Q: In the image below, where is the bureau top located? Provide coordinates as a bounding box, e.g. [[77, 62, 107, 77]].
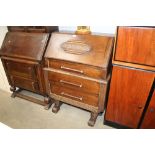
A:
[[45, 32, 114, 68], [0, 32, 49, 61]]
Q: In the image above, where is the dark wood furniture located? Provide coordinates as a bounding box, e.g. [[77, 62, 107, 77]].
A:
[[0, 27, 58, 109], [7, 26, 58, 33], [44, 32, 114, 126], [105, 26, 155, 128]]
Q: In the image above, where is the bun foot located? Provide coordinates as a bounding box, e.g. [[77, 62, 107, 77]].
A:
[[52, 100, 62, 113], [88, 112, 98, 127]]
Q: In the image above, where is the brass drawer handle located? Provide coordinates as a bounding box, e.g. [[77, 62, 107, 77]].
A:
[[61, 92, 83, 101], [60, 66, 84, 74], [60, 80, 82, 88]]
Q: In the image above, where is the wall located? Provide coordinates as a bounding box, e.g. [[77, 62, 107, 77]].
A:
[[0, 26, 116, 92], [0, 26, 10, 92], [59, 26, 116, 34]]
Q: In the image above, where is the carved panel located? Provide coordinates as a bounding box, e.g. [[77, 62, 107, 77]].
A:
[[61, 39, 92, 55]]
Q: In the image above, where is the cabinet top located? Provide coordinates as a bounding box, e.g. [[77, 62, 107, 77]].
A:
[[45, 32, 114, 68], [0, 32, 49, 61], [113, 26, 155, 69]]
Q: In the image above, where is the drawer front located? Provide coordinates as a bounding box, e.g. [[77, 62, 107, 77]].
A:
[[5, 60, 36, 80], [10, 76, 39, 92], [49, 84, 99, 107], [48, 71, 100, 95], [46, 59, 106, 79]]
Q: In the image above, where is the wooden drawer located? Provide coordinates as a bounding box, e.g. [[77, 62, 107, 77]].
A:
[[47, 70, 100, 95], [5, 60, 37, 80], [49, 84, 99, 107], [46, 59, 106, 79], [10, 76, 39, 92]]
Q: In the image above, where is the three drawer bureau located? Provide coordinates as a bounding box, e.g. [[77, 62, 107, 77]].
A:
[[44, 32, 114, 126]]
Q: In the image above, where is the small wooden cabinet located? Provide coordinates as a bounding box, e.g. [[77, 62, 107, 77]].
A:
[[105, 26, 155, 128], [105, 66, 155, 128], [0, 27, 58, 108], [44, 32, 114, 126]]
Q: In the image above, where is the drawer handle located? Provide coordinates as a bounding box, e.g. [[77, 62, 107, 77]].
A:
[[60, 66, 84, 74], [60, 80, 82, 88], [61, 92, 83, 101]]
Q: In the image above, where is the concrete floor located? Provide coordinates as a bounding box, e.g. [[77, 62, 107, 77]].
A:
[[0, 89, 112, 129]]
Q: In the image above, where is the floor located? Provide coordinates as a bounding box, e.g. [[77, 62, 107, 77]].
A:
[[0, 89, 112, 129]]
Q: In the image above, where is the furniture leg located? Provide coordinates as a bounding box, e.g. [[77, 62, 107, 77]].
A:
[[10, 86, 16, 98], [44, 96, 53, 110], [52, 100, 62, 113], [88, 112, 98, 127]]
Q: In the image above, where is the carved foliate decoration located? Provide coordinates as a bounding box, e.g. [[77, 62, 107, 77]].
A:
[[61, 39, 92, 55]]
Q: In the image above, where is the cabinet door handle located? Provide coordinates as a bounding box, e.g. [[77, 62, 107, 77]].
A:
[[60, 80, 82, 88], [138, 106, 143, 109], [61, 92, 83, 101], [60, 66, 84, 74]]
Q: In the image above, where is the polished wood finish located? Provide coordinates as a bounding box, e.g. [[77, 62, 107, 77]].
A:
[[105, 26, 155, 128], [47, 70, 100, 94], [114, 27, 155, 67], [44, 32, 114, 126], [50, 84, 99, 107], [45, 59, 109, 79], [141, 89, 155, 128], [45, 32, 113, 68], [8, 26, 58, 33], [112, 61, 155, 72], [0, 30, 56, 107], [10, 76, 39, 93], [105, 66, 155, 128], [5, 60, 37, 80], [0, 32, 49, 61]]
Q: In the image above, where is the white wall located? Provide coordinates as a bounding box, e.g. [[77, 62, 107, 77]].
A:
[[0, 26, 116, 92], [59, 26, 116, 34], [0, 26, 10, 92]]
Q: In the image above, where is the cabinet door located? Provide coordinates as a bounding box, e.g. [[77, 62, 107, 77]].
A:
[[115, 27, 155, 66], [141, 89, 155, 128], [105, 66, 155, 128]]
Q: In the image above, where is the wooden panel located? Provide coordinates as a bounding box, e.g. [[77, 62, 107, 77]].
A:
[[115, 27, 155, 66], [7, 26, 58, 33], [49, 84, 99, 107], [4, 60, 37, 80], [141, 90, 155, 128], [45, 32, 114, 68], [105, 66, 155, 128], [46, 59, 107, 79], [47, 70, 100, 95], [10, 76, 39, 92], [0, 32, 49, 61]]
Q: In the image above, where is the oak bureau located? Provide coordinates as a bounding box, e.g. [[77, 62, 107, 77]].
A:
[[44, 32, 114, 126], [0, 26, 58, 109]]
